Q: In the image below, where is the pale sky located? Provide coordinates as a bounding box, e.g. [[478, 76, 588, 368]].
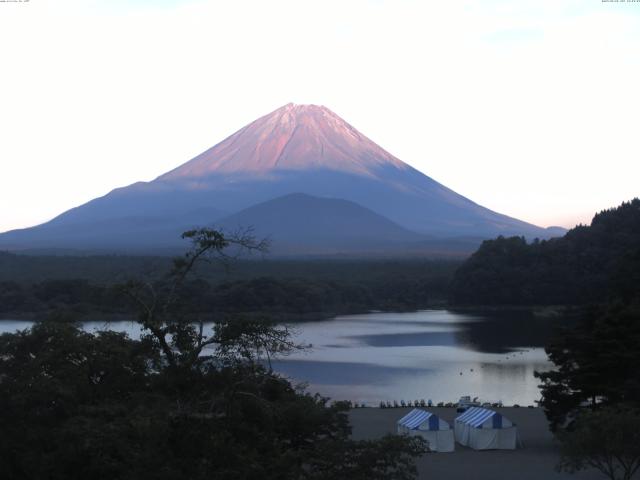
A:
[[1, 0, 639, 233]]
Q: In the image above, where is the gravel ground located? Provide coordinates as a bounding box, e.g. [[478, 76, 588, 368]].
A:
[[349, 407, 605, 480]]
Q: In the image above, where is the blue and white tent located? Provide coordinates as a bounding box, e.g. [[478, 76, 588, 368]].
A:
[[454, 407, 518, 450], [397, 409, 454, 452]]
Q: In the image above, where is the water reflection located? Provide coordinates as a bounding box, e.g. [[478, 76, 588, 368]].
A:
[[0, 309, 557, 405], [452, 309, 558, 353], [279, 310, 556, 405], [271, 360, 431, 386], [349, 331, 458, 347]]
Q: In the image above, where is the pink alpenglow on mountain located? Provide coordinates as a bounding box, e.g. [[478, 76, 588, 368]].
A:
[[0, 103, 565, 253], [160, 103, 409, 180]]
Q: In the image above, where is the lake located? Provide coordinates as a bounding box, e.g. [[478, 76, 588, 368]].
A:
[[0, 309, 555, 406]]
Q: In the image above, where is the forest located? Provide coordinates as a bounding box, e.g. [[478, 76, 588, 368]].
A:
[[0, 255, 457, 321], [2, 202, 640, 479], [0, 230, 427, 479], [3, 199, 639, 321], [448, 200, 640, 479], [450, 199, 640, 306]]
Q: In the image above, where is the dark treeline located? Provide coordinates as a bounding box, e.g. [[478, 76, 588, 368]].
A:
[[0, 252, 459, 284], [529, 208, 640, 478], [442, 199, 640, 477], [0, 229, 427, 480], [447, 200, 640, 478], [0, 260, 458, 320], [450, 199, 640, 305]]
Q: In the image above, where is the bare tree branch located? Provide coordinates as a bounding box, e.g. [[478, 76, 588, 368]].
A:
[[121, 227, 271, 370]]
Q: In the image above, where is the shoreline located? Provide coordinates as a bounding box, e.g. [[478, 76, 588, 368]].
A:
[[0, 303, 573, 323], [349, 407, 601, 480]]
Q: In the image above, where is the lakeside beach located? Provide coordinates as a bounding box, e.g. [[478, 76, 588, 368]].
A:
[[349, 407, 603, 480]]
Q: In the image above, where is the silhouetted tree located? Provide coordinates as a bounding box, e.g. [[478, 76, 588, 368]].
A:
[[451, 198, 640, 306], [122, 227, 269, 369], [0, 229, 427, 479], [557, 407, 640, 480], [535, 301, 640, 431]]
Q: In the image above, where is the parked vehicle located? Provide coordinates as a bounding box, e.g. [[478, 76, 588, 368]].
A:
[[457, 396, 481, 412]]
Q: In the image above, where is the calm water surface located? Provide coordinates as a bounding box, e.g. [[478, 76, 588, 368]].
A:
[[0, 310, 555, 406]]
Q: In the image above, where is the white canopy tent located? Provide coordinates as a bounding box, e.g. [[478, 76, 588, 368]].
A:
[[454, 407, 518, 450], [397, 409, 455, 452]]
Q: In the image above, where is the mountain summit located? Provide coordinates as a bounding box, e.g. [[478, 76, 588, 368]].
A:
[[0, 103, 563, 254], [159, 103, 408, 180]]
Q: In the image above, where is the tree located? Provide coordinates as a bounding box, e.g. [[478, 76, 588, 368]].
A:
[[535, 301, 640, 431], [0, 321, 156, 479], [0, 228, 427, 479], [450, 198, 640, 306], [557, 407, 640, 480], [122, 227, 269, 369]]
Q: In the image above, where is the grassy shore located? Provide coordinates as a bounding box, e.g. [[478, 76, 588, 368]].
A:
[[349, 407, 602, 480]]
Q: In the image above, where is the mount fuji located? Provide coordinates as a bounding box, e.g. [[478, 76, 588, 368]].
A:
[[0, 103, 563, 255]]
